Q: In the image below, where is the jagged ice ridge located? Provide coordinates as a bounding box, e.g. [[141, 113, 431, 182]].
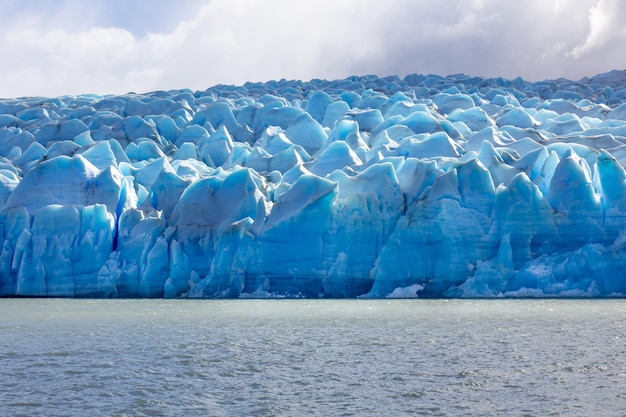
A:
[[2, 71, 626, 298]]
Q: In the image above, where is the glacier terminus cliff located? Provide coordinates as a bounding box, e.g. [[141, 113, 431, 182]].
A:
[[2, 72, 626, 298]]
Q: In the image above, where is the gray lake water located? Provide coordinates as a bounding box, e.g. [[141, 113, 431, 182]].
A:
[[1, 299, 625, 416]]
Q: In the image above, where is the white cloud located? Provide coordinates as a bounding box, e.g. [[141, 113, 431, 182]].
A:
[[569, 0, 625, 58], [1, 0, 626, 98]]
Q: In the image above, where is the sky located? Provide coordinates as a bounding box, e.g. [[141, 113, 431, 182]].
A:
[[0, 0, 625, 98]]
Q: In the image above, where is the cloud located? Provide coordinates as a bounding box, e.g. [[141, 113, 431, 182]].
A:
[[1, 0, 626, 98], [569, 0, 626, 58]]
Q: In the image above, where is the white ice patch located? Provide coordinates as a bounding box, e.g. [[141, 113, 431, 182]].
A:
[[386, 284, 424, 299]]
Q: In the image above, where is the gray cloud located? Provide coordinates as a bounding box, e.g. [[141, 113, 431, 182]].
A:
[[1, 0, 625, 97]]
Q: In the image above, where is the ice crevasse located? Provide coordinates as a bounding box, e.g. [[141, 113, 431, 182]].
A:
[[2, 71, 626, 298]]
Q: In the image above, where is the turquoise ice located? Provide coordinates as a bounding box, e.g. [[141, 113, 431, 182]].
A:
[[2, 71, 626, 298]]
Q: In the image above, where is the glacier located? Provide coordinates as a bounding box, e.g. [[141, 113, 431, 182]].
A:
[[2, 71, 626, 298]]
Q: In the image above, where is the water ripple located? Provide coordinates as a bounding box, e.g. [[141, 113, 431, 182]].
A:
[[0, 299, 625, 416]]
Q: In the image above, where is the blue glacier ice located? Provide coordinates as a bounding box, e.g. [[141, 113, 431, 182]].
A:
[[3, 70, 626, 298]]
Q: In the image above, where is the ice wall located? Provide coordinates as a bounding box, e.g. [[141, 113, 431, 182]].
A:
[[2, 71, 626, 298]]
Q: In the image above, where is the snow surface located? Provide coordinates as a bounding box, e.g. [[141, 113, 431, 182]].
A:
[[2, 71, 626, 298]]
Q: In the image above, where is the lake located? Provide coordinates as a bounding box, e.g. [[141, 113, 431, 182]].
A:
[[1, 299, 625, 416]]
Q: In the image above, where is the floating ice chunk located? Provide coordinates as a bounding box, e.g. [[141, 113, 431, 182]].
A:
[[385, 284, 424, 298]]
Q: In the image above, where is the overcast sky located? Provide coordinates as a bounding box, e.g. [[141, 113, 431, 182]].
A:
[[1, 0, 625, 98]]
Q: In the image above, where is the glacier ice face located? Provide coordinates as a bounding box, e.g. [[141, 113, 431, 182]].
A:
[[2, 71, 626, 298]]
